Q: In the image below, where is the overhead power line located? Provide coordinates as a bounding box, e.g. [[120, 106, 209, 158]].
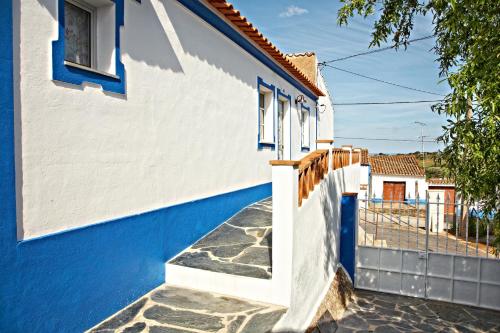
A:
[[321, 64, 444, 96], [335, 136, 437, 143], [319, 35, 434, 64], [333, 99, 443, 106]]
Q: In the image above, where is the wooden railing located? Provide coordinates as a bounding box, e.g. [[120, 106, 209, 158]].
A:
[[352, 150, 360, 164], [298, 150, 329, 206], [271, 148, 357, 207], [332, 148, 351, 170]]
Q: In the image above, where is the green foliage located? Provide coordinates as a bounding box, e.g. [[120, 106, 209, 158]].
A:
[[425, 166, 444, 178], [338, 0, 500, 251]]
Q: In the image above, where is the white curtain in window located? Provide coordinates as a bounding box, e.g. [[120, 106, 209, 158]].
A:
[[65, 2, 91, 67]]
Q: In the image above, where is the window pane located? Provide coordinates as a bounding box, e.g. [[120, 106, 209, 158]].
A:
[[65, 2, 91, 67], [259, 93, 265, 109]]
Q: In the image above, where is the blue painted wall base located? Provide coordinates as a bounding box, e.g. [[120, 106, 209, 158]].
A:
[[0, 1, 278, 332], [339, 193, 358, 283], [0, 182, 271, 333], [0, 3, 273, 332]]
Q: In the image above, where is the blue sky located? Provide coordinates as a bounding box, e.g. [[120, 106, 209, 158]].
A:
[[230, 0, 452, 153]]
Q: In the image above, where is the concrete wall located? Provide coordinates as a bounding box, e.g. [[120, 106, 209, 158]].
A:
[[15, 0, 325, 239], [371, 174, 427, 200], [274, 163, 360, 331]]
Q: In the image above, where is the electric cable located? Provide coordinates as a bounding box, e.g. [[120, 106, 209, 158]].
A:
[[321, 64, 444, 96], [319, 35, 434, 64]]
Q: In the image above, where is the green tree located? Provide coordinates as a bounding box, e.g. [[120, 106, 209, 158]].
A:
[[337, 0, 500, 252]]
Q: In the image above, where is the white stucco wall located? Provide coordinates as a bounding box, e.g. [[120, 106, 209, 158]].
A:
[[359, 165, 370, 199], [274, 163, 360, 331], [371, 174, 427, 199], [14, 0, 326, 239], [316, 71, 334, 141]]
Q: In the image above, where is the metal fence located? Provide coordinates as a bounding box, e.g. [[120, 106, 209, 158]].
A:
[[358, 193, 498, 259], [356, 193, 500, 310]]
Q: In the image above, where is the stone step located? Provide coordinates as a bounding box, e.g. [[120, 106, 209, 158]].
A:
[[87, 284, 286, 333], [165, 262, 276, 305], [167, 197, 272, 279], [165, 197, 279, 305]]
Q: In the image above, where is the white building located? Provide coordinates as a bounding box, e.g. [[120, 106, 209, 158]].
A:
[[14, 0, 333, 240], [356, 148, 370, 198], [369, 155, 427, 201], [1, 1, 361, 332]]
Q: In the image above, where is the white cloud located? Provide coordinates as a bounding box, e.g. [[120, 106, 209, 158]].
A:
[[279, 5, 309, 18]]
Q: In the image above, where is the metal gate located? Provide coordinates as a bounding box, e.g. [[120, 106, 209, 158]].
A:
[[355, 193, 500, 311]]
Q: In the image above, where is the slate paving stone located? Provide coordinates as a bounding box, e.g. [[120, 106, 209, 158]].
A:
[[316, 311, 338, 333], [374, 325, 399, 333], [149, 326, 194, 333], [150, 286, 260, 313], [487, 324, 500, 332], [144, 305, 224, 332], [335, 289, 500, 333], [169, 197, 272, 279], [337, 314, 369, 330], [239, 310, 287, 333], [233, 247, 271, 267], [453, 324, 478, 333], [202, 243, 253, 258], [413, 322, 440, 331], [121, 322, 146, 333], [246, 228, 266, 238], [259, 230, 272, 247], [89, 298, 146, 332], [227, 208, 272, 228], [190, 224, 256, 249], [227, 315, 246, 333], [427, 302, 475, 323], [88, 285, 286, 333], [169, 252, 270, 279], [466, 307, 500, 326]]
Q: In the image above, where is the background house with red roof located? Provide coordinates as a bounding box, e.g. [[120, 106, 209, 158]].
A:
[[369, 154, 427, 201]]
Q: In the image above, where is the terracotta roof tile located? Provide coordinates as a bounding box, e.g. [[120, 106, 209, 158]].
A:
[[427, 178, 455, 185], [361, 149, 369, 165], [368, 155, 425, 177], [205, 0, 325, 97]]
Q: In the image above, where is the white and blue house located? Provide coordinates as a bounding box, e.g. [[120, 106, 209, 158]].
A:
[[0, 0, 353, 332]]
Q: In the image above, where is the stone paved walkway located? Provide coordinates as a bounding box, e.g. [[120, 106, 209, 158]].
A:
[[333, 290, 500, 333], [169, 198, 272, 279], [87, 285, 286, 333]]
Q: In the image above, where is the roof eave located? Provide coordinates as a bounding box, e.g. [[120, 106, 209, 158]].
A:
[[372, 173, 426, 178], [205, 0, 325, 97]]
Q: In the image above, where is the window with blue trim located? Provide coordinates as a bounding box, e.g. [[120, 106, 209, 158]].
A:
[[301, 104, 311, 150], [52, 0, 126, 94], [257, 77, 275, 149]]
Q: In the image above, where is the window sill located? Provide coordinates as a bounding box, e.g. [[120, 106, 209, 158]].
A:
[[258, 141, 275, 151], [64, 61, 120, 80]]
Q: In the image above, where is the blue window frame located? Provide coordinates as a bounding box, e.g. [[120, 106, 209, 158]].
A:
[[52, 0, 126, 94], [257, 77, 275, 150], [301, 104, 311, 152]]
